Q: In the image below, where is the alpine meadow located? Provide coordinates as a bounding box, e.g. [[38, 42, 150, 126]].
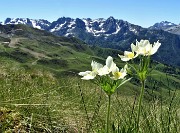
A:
[[0, 16, 180, 133]]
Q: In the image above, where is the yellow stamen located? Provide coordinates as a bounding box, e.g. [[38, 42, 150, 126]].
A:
[[127, 52, 134, 58], [114, 72, 122, 79]]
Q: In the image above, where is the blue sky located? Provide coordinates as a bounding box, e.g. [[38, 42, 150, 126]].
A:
[[0, 0, 179, 28]]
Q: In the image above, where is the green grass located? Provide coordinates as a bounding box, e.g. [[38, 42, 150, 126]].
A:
[[0, 24, 180, 132], [0, 59, 179, 132]]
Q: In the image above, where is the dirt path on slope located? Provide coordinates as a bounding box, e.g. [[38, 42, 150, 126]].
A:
[[8, 38, 21, 48], [8, 38, 51, 65], [20, 47, 51, 59]]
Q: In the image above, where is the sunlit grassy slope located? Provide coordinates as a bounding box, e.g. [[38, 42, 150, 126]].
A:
[[0, 24, 179, 132]]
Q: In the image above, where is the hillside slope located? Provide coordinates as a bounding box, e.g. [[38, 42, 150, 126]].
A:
[[0, 24, 180, 132], [0, 24, 123, 75], [0, 24, 179, 89]]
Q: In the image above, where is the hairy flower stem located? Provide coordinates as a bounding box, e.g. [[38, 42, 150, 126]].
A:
[[106, 95, 111, 133], [137, 80, 145, 132]]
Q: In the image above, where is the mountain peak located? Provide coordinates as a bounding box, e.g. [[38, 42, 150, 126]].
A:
[[160, 21, 176, 26], [3, 18, 51, 30], [108, 16, 115, 20], [56, 17, 73, 22], [149, 21, 177, 30]]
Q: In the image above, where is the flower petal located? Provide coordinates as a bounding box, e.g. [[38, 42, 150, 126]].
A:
[[91, 61, 103, 71], [131, 43, 138, 52], [118, 54, 131, 61], [151, 41, 161, 55], [106, 56, 116, 72], [81, 74, 95, 80], [98, 66, 109, 76], [78, 71, 91, 76], [106, 56, 113, 68]]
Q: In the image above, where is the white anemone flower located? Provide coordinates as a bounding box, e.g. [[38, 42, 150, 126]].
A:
[[118, 43, 138, 61], [111, 64, 127, 80], [78, 61, 103, 80], [131, 40, 161, 56], [118, 51, 137, 61], [98, 56, 116, 76]]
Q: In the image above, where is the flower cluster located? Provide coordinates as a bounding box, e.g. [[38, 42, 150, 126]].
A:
[[79, 56, 127, 81], [118, 39, 161, 61], [118, 39, 161, 81], [78, 39, 161, 133]]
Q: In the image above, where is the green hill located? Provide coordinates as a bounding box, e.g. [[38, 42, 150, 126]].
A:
[[0, 24, 179, 132]]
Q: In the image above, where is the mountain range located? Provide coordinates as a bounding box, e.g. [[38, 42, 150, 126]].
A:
[[1, 17, 180, 35], [1, 17, 180, 66]]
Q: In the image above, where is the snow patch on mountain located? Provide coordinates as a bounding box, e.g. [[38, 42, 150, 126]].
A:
[[68, 21, 76, 28], [82, 18, 107, 36], [50, 22, 66, 32], [165, 24, 180, 35], [129, 27, 137, 34], [5, 18, 28, 25], [161, 21, 175, 26], [112, 23, 121, 34], [82, 17, 125, 37], [4, 18, 51, 30], [31, 20, 41, 29]]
